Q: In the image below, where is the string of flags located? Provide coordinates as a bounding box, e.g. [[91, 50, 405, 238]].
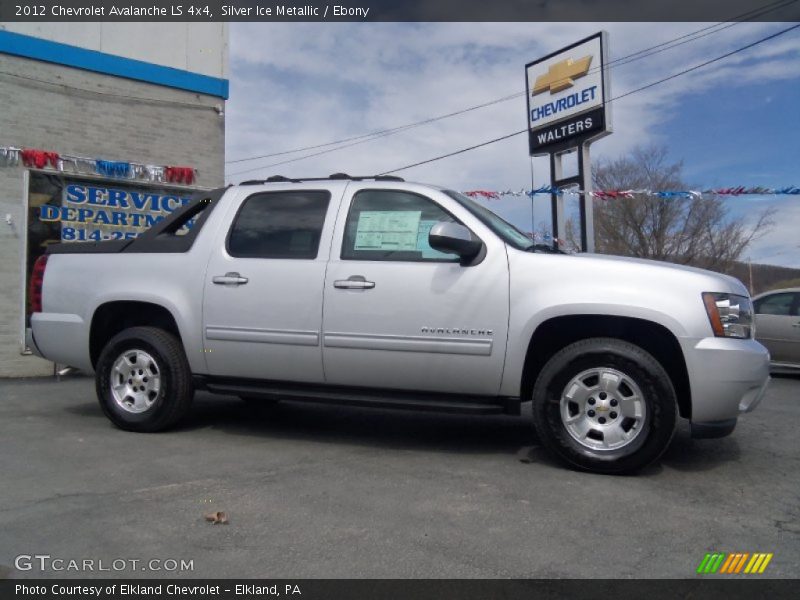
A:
[[5, 142, 794, 198], [463, 186, 800, 199], [0, 145, 197, 185]]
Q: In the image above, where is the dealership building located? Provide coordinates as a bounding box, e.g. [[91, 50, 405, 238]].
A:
[[0, 23, 229, 376]]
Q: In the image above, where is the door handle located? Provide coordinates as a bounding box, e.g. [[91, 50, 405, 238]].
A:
[[212, 272, 249, 286], [334, 275, 375, 290]]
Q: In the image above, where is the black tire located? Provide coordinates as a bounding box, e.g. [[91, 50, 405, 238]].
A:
[[532, 338, 677, 474], [95, 326, 194, 432]]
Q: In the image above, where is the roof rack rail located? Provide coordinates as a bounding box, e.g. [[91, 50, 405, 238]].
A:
[[237, 174, 405, 185], [330, 174, 405, 182]]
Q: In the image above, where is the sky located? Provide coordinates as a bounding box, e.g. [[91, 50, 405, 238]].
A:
[[223, 22, 800, 268]]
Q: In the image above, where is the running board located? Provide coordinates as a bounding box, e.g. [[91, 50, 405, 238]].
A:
[[197, 377, 517, 415]]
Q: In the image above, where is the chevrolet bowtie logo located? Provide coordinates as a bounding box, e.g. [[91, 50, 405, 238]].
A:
[[533, 55, 593, 96]]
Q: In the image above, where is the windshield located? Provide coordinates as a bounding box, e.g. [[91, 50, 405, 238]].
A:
[[443, 190, 534, 250]]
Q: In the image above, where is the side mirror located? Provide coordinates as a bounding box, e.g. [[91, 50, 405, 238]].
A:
[[429, 222, 483, 263]]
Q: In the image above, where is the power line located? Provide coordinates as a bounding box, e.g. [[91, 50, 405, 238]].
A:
[[224, 15, 747, 167], [610, 22, 800, 103], [226, 92, 520, 174], [225, 17, 745, 176], [377, 23, 800, 176], [226, 91, 520, 170], [601, 0, 796, 70], [225, 19, 772, 175], [226, 0, 797, 171]]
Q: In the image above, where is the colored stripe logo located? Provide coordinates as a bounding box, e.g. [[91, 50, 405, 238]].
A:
[[697, 552, 773, 574]]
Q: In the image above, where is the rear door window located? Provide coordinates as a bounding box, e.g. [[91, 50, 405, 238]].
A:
[[227, 191, 330, 259]]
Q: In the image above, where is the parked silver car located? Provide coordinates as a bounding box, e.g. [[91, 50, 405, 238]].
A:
[[753, 288, 800, 371]]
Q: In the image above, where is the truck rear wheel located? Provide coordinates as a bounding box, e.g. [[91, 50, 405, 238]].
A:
[[531, 338, 677, 474], [95, 326, 194, 432]]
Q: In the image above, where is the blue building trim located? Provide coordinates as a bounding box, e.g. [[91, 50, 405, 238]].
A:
[[0, 30, 229, 99]]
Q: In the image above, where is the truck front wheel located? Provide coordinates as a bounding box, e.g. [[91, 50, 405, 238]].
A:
[[95, 326, 194, 432], [532, 338, 677, 474]]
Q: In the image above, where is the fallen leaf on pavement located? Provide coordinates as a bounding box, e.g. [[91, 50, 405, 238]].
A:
[[204, 511, 229, 525]]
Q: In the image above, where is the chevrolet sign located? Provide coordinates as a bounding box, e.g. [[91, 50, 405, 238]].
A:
[[525, 32, 611, 154]]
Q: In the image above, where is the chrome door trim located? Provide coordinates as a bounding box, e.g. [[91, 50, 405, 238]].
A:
[[323, 332, 492, 356], [206, 326, 320, 346]]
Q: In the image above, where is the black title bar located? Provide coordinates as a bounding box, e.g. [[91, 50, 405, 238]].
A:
[[2, 0, 800, 22], [3, 579, 799, 600]]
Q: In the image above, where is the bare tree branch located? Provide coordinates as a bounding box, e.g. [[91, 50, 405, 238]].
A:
[[591, 144, 774, 272]]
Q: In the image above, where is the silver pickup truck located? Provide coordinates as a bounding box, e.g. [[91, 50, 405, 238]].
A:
[[27, 175, 770, 473]]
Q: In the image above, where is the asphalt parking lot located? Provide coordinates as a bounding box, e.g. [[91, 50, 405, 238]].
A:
[[1, 375, 798, 579]]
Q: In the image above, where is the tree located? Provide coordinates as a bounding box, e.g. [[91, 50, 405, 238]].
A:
[[589, 145, 774, 272]]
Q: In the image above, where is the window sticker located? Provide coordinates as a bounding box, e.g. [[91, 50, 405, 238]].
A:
[[417, 219, 453, 259], [354, 210, 422, 251]]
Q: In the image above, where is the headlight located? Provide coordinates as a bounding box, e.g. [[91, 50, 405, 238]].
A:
[[702, 292, 754, 339]]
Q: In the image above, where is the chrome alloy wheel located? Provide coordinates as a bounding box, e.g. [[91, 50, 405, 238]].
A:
[[110, 349, 161, 414], [559, 367, 647, 452]]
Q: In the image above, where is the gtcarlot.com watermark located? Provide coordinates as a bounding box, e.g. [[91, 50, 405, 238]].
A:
[[14, 554, 194, 573]]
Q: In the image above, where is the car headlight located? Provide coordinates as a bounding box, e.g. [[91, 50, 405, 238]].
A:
[[702, 292, 754, 339]]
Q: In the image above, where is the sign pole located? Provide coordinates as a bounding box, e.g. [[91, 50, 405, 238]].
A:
[[548, 146, 592, 252], [578, 142, 594, 253], [549, 151, 566, 251]]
